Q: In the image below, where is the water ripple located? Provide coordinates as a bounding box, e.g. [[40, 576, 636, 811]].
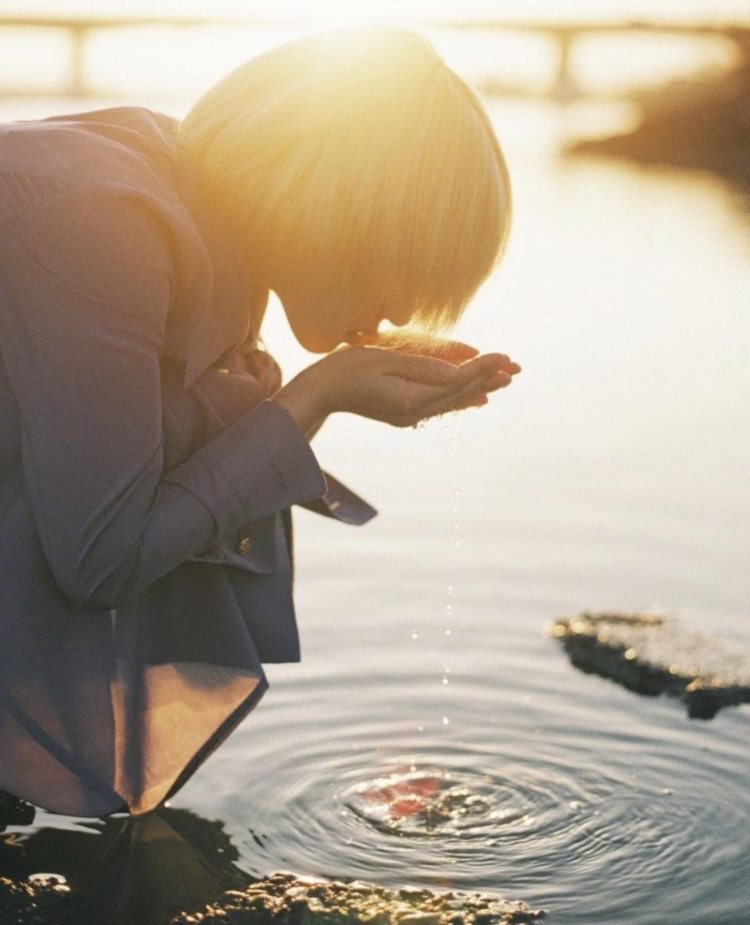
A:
[[181, 667, 750, 925]]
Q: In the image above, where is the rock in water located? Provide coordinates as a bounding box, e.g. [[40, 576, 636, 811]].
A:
[[551, 612, 750, 719], [0, 876, 70, 924], [170, 872, 545, 925]]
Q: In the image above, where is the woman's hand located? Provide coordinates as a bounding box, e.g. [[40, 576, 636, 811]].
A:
[[225, 344, 282, 398], [273, 343, 520, 433], [351, 330, 520, 396]]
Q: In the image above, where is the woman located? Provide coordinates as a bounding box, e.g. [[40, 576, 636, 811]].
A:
[[0, 26, 517, 818]]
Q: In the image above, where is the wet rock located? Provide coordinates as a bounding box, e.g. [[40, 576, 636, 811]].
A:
[[396, 913, 441, 925], [170, 873, 544, 925], [0, 876, 71, 924], [551, 612, 750, 718]]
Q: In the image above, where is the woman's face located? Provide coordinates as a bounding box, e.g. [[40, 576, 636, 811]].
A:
[[275, 277, 412, 353]]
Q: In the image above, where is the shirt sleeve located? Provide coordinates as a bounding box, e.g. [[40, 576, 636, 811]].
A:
[[0, 187, 326, 612]]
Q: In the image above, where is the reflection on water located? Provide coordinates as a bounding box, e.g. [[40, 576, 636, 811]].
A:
[[2, 93, 750, 924], [1, 808, 248, 925]]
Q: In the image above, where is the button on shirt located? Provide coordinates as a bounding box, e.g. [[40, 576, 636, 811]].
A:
[[0, 106, 374, 818]]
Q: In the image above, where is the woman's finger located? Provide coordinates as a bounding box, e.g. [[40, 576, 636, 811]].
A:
[[414, 367, 512, 421], [451, 392, 488, 412], [450, 353, 508, 387], [482, 368, 516, 392]]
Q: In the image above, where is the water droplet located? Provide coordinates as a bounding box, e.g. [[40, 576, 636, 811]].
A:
[[661, 788, 673, 796], [444, 628, 452, 636], [447, 585, 454, 596], [442, 677, 449, 685], [417, 726, 424, 733], [453, 540, 460, 549], [445, 603, 453, 614], [410, 631, 419, 641], [442, 716, 450, 725]]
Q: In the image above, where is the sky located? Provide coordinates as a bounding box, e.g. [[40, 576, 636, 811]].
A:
[[0, 0, 749, 25]]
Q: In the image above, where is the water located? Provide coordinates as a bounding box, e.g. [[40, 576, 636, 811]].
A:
[[2, 94, 750, 922]]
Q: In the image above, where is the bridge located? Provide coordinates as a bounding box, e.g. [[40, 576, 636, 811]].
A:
[[0, 13, 747, 98]]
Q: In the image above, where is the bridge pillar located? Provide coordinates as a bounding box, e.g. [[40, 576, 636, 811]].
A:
[[68, 26, 87, 96], [551, 31, 581, 101]]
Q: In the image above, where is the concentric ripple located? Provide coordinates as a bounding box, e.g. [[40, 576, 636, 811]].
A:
[[340, 767, 506, 837], [177, 664, 750, 925]]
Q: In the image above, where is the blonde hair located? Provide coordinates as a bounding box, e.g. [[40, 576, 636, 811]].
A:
[[177, 26, 512, 333]]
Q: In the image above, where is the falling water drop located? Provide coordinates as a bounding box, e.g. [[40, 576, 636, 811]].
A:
[[410, 630, 419, 641]]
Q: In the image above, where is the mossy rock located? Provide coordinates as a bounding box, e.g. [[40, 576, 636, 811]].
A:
[[170, 872, 544, 925], [551, 612, 750, 718]]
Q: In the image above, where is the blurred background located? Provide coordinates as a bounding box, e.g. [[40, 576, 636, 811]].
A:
[[2, 4, 750, 925], [0, 0, 748, 102]]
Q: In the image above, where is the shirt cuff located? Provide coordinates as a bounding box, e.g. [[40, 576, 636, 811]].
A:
[[163, 400, 326, 541], [299, 471, 378, 525]]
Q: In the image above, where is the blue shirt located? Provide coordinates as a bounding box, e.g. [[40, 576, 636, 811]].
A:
[[0, 107, 374, 816]]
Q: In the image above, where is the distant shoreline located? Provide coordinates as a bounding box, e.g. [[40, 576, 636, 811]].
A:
[[567, 63, 750, 200]]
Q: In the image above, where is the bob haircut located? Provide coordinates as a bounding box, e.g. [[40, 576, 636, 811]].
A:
[[177, 26, 512, 334]]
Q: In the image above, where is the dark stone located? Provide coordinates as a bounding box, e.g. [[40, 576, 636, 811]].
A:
[[551, 612, 750, 718]]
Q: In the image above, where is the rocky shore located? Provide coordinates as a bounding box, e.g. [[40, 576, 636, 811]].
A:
[[551, 612, 750, 718], [171, 872, 545, 925], [0, 870, 544, 925]]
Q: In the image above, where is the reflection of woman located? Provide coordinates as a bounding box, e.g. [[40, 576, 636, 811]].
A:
[[0, 27, 516, 818], [0, 807, 249, 925]]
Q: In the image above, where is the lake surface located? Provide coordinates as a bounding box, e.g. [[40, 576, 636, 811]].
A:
[[2, 95, 750, 923]]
